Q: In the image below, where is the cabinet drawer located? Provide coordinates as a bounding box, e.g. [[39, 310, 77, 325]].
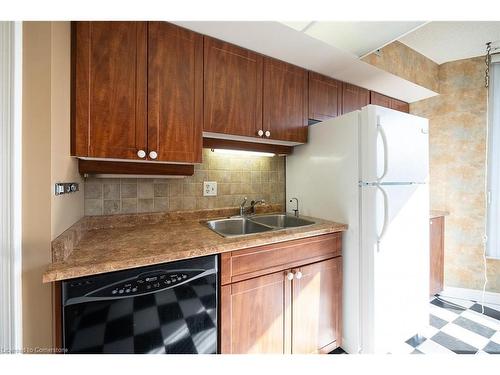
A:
[[221, 233, 341, 285]]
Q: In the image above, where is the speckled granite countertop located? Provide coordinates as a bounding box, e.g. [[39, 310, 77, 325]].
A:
[[43, 206, 347, 283]]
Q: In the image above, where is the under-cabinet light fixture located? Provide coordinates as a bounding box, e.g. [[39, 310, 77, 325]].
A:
[[210, 149, 275, 157]]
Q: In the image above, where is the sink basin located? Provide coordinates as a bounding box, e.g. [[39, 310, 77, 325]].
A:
[[250, 214, 315, 229], [206, 217, 273, 237]]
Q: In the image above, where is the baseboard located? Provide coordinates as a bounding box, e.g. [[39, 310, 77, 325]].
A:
[[440, 286, 500, 306]]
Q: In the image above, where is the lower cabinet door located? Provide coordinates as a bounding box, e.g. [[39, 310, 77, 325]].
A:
[[291, 257, 342, 353], [221, 271, 291, 354], [430, 217, 444, 295]]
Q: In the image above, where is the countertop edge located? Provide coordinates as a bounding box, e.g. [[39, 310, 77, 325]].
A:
[[43, 223, 347, 283]]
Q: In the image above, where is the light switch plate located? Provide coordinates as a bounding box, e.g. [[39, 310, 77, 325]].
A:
[[203, 181, 217, 197]]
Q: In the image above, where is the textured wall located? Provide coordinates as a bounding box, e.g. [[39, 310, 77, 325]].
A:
[[411, 56, 500, 292], [362, 40, 440, 93], [84, 149, 285, 216]]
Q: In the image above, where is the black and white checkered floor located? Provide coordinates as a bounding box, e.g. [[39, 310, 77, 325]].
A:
[[399, 295, 500, 354], [331, 295, 500, 354]]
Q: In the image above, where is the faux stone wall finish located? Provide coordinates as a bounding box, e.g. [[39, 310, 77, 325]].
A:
[[411, 56, 500, 292], [362, 40, 440, 93], [84, 149, 285, 216]]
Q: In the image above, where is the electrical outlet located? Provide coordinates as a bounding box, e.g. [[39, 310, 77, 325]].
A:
[[54, 182, 79, 196], [203, 181, 217, 197]]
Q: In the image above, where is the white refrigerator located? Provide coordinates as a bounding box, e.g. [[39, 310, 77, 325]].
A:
[[286, 105, 429, 354]]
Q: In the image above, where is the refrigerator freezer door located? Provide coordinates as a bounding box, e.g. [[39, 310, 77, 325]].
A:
[[360, 105, 429, 183], [360, 183, 429, 353], [286, 111, 362, 354]]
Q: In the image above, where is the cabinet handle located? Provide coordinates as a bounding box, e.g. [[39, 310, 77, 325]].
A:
[[265, 130, 271, 138], [137, 150, 146, 159], [257, 130, 264, 137], [149, 151, 158, 160], [295, 271, 302, 280], [286, 272, 294, 281]]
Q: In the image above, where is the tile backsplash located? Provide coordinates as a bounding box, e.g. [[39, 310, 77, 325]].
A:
[[84, 149, 286, 216]]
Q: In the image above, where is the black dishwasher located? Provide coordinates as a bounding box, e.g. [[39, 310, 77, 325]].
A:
[[62, 255, 218, 354]]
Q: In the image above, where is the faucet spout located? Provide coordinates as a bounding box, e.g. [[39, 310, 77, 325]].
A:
[[249, 199, 266, 215], [239, 197, 248, 216]]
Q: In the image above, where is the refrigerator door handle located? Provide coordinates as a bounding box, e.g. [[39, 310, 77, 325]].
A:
[[376, 118, 389, 182], [376, 184, 389, 244]]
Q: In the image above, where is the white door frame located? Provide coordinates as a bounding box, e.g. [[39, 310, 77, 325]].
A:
[[0, 21, 23, 353]]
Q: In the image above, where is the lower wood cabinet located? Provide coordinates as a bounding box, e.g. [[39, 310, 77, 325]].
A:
[[221, 271, 290, 354], [430, 216, 445, 295], [220, 233, 343, 354], [291, 257, 342, 354]]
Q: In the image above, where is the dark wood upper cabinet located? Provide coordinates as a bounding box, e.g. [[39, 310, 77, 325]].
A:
[[203, 37, 263, 138], [370, 91, 392, 108], [341, 82, 369, 115], [390, 98, 410, 113], [308, 72, 342, 121], [370, 91, 410, 113], [72, 21, 411, 161], [148, 22, 203, 163], [71, 21, 148, 159], [263, 58, 308, 143], [72, 21, 202, 164]]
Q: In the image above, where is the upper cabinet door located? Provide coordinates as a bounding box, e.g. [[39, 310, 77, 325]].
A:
[[390, 98, 410, 113], [72, 21, 148, 159], [370, 91, 392, 108], [370, 91, 410, 113], [148, 22, 203, 163], [341, 82, 369, 115], [204, 37, 263, 138], [308, 72, 342, 122], [263, 58, 308, 143]]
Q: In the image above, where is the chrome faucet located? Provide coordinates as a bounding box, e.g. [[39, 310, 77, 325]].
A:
[[239, 197, 248, 216], [249, 199, 266, 215], [289, 197, 299, 217], [239, 197, 265, 216]]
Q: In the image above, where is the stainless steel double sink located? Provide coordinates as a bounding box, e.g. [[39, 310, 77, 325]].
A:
[[206, 214, 315, 238]]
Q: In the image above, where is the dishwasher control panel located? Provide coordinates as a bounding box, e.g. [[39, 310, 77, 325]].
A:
[[87, 270, 202, 298]]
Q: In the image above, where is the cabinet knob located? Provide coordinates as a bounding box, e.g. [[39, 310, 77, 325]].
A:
[[286, 272, 294, 281], [295, 271, 303, 280], [137, 150, 146, 159], [149, 151, 158, 160], [257, 130, 264, 137], [265, 130, 271, 138]]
